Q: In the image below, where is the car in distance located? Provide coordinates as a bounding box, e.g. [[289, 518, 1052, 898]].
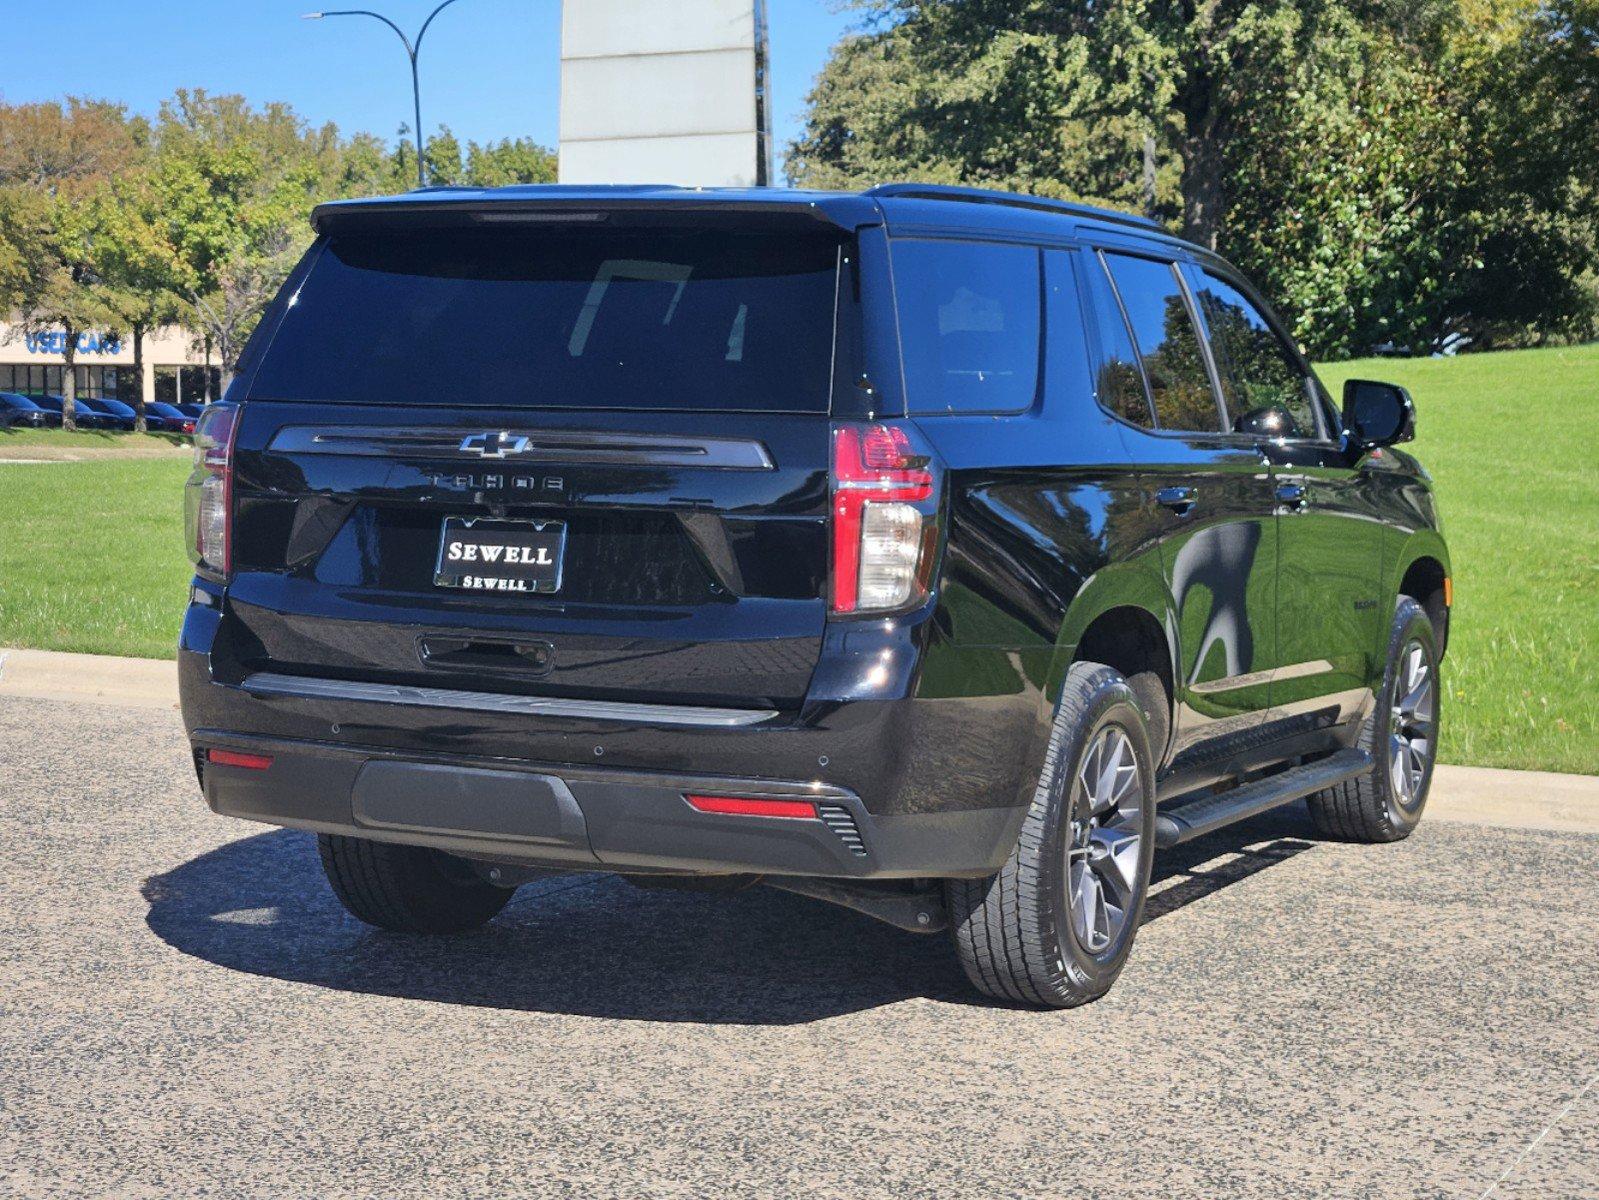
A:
[[142, 401, 197, 434], [85, 397, 145, 430], [0, 392, 53, 428], [33, 395, 112, 429], [70, 397, 135, 430], [179, 183, 1449, 1008]]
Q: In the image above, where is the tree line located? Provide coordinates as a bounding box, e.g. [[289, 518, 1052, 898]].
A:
[[788, 0, 1599, 359], [0, 91, 555, 431]]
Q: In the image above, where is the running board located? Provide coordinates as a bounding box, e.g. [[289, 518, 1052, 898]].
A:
[[1154, 749, 1373, 848]]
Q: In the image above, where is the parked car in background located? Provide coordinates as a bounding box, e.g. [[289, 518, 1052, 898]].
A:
[[180, 182, 1450, 1009], [34, 396, 114, 429], [142, 402, 197, 434], [67, 398, 128, 430], [176, 403, 206, 420], [0, 392, 54, 428], [83, 397, 142, 431]]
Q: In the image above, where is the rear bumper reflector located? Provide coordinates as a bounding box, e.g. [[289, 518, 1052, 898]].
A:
[[238, 672, 778, 728], [684, 794, 819, 819], [207, 748, 274, 770]]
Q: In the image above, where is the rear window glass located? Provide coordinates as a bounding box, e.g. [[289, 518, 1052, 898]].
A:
[[249, 227, 841, 411], [891, 239, 1041, 414]]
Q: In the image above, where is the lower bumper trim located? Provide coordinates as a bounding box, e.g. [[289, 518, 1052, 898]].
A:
[[240, 671, 779, 728], [191, 730, 1024, 879]]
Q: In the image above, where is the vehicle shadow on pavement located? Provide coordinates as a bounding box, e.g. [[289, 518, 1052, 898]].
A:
[[140, 805, 1321, 1024]]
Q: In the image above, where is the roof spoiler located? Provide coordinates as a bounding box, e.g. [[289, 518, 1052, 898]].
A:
[[311, 189, 880, 235]]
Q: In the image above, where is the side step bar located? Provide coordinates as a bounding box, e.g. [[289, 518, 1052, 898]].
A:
[[1154, 749, 1373, 848]]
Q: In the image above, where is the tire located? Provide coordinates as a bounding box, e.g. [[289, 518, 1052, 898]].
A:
[[317, 834, 514, 933], [1306, 597, 1439, 843], [946, 662, 1158, 1008]]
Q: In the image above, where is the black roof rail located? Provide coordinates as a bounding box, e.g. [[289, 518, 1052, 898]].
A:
[[864, 182, 1163, 233]]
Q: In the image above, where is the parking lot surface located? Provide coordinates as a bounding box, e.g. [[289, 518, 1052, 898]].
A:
[[2, 694, 1595, 1199]]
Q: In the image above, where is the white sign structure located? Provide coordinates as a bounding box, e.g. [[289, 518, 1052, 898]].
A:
[[558, 0, 772, 187]]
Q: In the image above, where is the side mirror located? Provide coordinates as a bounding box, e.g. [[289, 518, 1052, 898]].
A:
[[1342, 379, 1415, 448]]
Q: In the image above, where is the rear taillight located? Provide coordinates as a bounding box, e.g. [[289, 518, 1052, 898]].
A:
[[185, 405, 240, 581], [830, 422, 938, 615]]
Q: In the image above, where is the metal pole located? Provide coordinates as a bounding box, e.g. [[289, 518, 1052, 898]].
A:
[[303, 0, 466, 188], [410, 53, 425, 186]]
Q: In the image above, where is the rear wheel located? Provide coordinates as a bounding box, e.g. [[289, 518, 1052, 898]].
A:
[[317, 834, 514, 933], [1306, 597, 1439, 842], [946, 662, 1157, 1008]]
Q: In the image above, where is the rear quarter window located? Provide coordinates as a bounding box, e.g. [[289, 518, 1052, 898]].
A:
[[890, 239, 1042, 415]]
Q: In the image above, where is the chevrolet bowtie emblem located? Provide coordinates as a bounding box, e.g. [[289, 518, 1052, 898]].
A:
[[459, 431, 531, 458]]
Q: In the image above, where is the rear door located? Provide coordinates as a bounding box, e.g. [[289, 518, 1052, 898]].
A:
[[220, 215, 851, 711]]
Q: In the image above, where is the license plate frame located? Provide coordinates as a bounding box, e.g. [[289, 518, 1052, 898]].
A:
[[434, 516, 567, 595]]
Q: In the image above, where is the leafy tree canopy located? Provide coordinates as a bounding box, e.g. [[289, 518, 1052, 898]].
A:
[[789, 0, 1599, 356]]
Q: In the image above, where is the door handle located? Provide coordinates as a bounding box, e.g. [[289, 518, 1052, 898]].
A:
[[1156, 485, 1197, 516], [1276, 482, 1308, 509]]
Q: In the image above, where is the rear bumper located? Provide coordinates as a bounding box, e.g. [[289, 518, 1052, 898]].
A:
[[179, 587, 1040, 878], [191, 729, 1025, 879]]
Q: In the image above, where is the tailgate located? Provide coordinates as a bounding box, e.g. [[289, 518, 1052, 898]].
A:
[[221, 403, 830, 709]]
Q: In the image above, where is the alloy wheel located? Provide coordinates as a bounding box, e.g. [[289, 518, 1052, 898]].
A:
[[1389, 639, 1436, 811], [1066, 725, 1145, 956]]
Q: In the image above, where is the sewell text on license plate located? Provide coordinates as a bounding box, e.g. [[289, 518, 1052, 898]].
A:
[[434, 517, 567, 594]]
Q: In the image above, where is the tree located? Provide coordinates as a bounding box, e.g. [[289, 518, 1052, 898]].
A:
[[148, 91, 326, 389], [464, 135, 557, 186], [0, 99, 140, 429], [86, 168, 186, 432], [420, 126, 559, 188], [789, 0, 1599, 356]]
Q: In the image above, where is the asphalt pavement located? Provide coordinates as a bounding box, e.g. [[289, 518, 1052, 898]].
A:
[[1, 693, 1595, 1199]]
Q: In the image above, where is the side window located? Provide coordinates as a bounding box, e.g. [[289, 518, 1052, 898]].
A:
[[1082, 251, 1155, 427], [1102, 253, 1223, 433], [1195, 272, 1320, 439], [891, 239, 1041, 414]]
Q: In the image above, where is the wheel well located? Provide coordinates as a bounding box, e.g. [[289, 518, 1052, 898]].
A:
[[1399, 556, 1449, 657], [1075, 606, 1173, 757]]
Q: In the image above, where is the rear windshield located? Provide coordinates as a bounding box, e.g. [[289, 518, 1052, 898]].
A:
[[249, 226, 842, 412]]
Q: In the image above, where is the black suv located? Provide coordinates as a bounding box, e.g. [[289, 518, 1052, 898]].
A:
[[179, 183, 1449, 1008]]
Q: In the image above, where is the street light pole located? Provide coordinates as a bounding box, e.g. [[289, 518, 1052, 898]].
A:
[[303, 0, 467, 188]]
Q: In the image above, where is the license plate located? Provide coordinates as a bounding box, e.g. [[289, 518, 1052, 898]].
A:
[[434, 517, 566, 594]]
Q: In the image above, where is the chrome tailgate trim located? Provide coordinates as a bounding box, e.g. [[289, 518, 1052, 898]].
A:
[[240, 672, 779, 728]]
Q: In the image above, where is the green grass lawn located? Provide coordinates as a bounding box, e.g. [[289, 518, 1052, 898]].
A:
[[0, 345, 1594, 773], [0, 457, 193, 659], [1318, 344, 1599, 775]]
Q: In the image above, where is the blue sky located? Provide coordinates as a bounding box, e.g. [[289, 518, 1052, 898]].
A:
[[0, 1, 859, 180]]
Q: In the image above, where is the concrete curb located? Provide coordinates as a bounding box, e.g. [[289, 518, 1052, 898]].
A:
[[1, 645, 1594, 834], [1427, 764, 1599, 836], [0, 647, 178, 712]]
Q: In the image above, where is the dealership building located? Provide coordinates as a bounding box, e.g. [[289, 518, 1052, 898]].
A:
[[0, 320, 220, 406]]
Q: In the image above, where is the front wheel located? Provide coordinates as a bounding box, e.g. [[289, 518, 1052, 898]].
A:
[[946, 662, 1157, 1008], [1306, 597, 1440, 842]]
